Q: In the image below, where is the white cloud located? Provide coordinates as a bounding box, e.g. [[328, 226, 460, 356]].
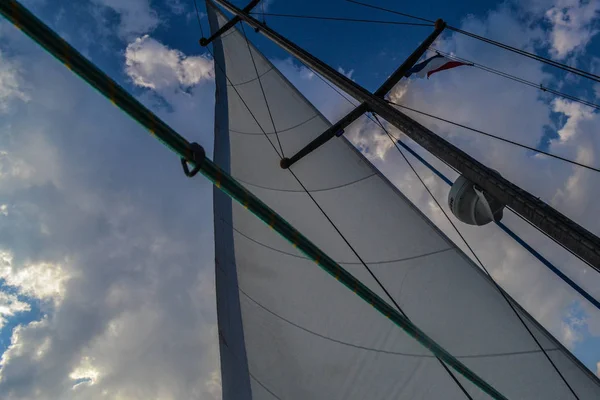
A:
[[337, 66, 355, 80], [0, 15, 220, 399], [346, 115, 395, 160], [0, 50, 29, 112], [561, 320, 583, 349], [0, 291, 30, 330], [125, 35, 214, 91], [258, 0, 275, 12], [0, 151, 35, 182], [552, 98, 596, 141], [377, 1, 600, 359], [0, 251, 69, 303], [91, 0, 160, 39], [69, 356, 100, 387], [544, 0, 600, 59], [0, 0, 599, 397], [166, 0, 186, 15]]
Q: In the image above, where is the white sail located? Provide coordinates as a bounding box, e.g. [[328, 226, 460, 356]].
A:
[[208, 3, 600, 399]]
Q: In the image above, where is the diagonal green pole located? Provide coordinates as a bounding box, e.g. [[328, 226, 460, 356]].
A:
[[0, 1, 507, 398]]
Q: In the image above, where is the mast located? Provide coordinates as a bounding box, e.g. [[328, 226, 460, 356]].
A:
[[208, 4, 254, 398], [212, 0, 600, 270]]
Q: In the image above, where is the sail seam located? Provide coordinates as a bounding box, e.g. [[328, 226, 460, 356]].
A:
[[226, 217, 454, 264], [240, 23, 285, 157], [373, 114, 582, 399], [227, 66, 275, 87], [234, 172, 376, 193], [249, 373, 282, 400], [208, 8, 502, 397], [240, 288, 561, 359], [234, 18, 481, 398], [230, 114, 320, 135]]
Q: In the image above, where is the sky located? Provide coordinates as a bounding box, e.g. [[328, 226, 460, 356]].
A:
[[0, 0, 599, 399]]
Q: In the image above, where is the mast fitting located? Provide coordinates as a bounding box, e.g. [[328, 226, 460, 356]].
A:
[[181, 142, 206, 177], [199, 0, 260, 47]]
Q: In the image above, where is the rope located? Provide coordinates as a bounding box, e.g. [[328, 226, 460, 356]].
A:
[[191, 4, 287, 160], [372, 115, 581, 399], [345, 0, 435, 23], [234, 9, 477, 399], [0, 1, 517, 398], [509, 208, 596, 270], [395, 130, 597, 272], [384, 100, 600, 173], [240, 23, 285, 157], [287, 48, 475, 400], [192, 0, 205, 37], [288, 23, 583, 391], [241, 12, 600, 112], [298, 35, 600, 271], [248, 12, 433, 27], [344, 0, 600, 84], [431, 48, 600, 111], [449, 27, 600, 84]]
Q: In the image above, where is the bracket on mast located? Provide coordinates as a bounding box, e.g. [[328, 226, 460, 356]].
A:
[[280, 19, 446, 169], [200, 0, 260, 46], [280, 104, 368, 169], [181, 142, 206, 177]]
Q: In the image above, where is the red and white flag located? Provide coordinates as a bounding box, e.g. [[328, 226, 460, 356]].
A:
[[405, 54, 472, 79]]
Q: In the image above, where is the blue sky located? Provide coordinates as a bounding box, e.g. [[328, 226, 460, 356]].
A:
[[0, 0, 599, 398]]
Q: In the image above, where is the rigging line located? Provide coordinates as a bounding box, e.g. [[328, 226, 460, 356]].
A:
[[344, 0, 600, 84], [373, 114, 582, 400], [192, 0, 205, 37], [371, 102, 597, 273], [248, 12, 434, 27], [449, 27, 600, 84], [390, 126, 598, 272], [286, 171, 472, 400], [374, 93, 598, 272], [235, 18, 474, 400], [300, 61, 388, 131], [290, 46, 473, 400], [6, 0, 502, 394], [430, 48, 600, 111], [191, 11, 284, 157], [194, 5, 504, 397], [392, 139, 600, 310], [386, 100, 600, 173], [236, 15, 406, 318], [508, 207, 596, 271], [202, 6, 504, 395], [240, 23, 286, 157], [344, 0, 435, 23]]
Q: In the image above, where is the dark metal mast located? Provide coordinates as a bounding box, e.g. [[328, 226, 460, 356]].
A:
[[212, 0, 600, 270]]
